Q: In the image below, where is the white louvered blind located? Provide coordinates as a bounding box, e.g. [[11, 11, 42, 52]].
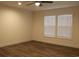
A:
[[44, 16, 56, 37], [57, 15, 72, 38]]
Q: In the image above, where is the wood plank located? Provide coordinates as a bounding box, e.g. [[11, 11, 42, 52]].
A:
[[0, 40, 79, 57]]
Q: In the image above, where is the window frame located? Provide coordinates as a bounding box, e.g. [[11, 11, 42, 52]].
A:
[[44, 14, 73, 39], [44, 15, 56, 37], [57, 14, 73, 39]]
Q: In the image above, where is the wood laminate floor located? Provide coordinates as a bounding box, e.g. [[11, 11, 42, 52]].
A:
[[0, 40, 79, 57]]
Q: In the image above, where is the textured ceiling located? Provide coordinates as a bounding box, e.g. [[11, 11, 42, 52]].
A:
[[0, 1, 79, 11]]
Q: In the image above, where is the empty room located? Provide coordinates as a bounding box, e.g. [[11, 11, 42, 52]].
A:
[[0, 0, 79, 57]]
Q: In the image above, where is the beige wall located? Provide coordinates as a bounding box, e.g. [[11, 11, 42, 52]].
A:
[[32, 6, 79, 48], [0, 5, 32, 47]]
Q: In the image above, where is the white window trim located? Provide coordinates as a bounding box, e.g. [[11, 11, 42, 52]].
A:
[[44, 14, 73, 39]]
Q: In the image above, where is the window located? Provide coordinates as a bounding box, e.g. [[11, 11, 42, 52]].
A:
[[57, 15, 72, 38], [44, 16, 56, 37], [44, 14, 72, 39]]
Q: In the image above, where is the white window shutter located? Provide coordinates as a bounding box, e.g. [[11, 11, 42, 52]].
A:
[[57, 15, 72, 38], [44, 16, 56, 37]]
